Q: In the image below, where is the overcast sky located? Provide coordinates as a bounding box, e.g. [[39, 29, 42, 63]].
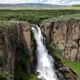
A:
[[0, 0, 80, 5]]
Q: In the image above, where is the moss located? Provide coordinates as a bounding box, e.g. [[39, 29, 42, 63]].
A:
[[0, 76, 5, 80], [0, 71, 7, 80], [14, 54, 31, 80], [29, 74, 38, 80], [63, 60, 80, 76], [15, 65, 27, 80], [48, 41, 61, 58], [15, 64, 38, 80]]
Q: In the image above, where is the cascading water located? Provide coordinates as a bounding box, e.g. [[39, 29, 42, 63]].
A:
[[32, 25, 58, 80]]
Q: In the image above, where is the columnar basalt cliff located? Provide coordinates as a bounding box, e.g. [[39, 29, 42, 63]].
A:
[[41, 19, 80, 61], [0, 19, 79, 80]]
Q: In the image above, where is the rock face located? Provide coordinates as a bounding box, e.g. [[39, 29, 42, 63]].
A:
[[0, 22, 33, 80], [0, 20, 79, 80], [41, 19, 80, 61]]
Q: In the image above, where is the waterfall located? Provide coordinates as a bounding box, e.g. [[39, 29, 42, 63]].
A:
[[32, 25, 58, 80]]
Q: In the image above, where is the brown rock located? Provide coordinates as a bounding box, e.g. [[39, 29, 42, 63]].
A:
[[41, 19, 80, 61]]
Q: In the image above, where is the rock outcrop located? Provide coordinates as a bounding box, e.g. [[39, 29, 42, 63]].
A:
[[41, 19, 80, 61]]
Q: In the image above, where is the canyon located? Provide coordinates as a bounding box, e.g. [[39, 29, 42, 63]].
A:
[[41, 19, 80, 61], [0, 19, 80, 80]]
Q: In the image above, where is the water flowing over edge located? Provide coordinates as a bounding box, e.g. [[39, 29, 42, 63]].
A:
[[32, 25, 58, 80]]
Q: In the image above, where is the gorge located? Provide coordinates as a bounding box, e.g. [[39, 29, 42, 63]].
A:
[[0, 19, 80, 80]]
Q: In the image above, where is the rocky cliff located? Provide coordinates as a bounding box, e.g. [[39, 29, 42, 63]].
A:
[[41, 19, 80, 61], [0, 22, 34, 80], [0, 19, 79, 80]]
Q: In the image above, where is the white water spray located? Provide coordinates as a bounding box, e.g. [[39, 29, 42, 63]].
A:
[[32, 25, 58, 80]]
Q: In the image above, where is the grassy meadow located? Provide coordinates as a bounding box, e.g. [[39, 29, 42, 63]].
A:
[[0, 9, 80, 24]]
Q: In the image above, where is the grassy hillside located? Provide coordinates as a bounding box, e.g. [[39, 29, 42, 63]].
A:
[[0, 9, 80, 24], [0, 3, 66, 9], [62, 6, 80, 10]]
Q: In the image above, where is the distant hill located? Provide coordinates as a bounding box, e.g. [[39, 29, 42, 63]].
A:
[[72, 4, 80, 7], [0, 3, 66, 9]]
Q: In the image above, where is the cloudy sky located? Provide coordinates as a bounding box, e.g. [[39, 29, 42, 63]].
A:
[[0, 0, 80, 5]]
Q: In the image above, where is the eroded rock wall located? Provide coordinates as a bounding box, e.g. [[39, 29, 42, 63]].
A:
[[0, 19, 79, 80], [0, 22, 33, 80], [41, 19, 80, 61]]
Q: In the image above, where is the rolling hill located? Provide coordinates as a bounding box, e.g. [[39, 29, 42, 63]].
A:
[[0, 3, 66, 9]]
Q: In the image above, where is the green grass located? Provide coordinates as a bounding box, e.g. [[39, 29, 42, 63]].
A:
[[63, 60, 80, 76], [42, 13, 80, 23], [0, 9, 80, 24], [61, 6, 80, 10]]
